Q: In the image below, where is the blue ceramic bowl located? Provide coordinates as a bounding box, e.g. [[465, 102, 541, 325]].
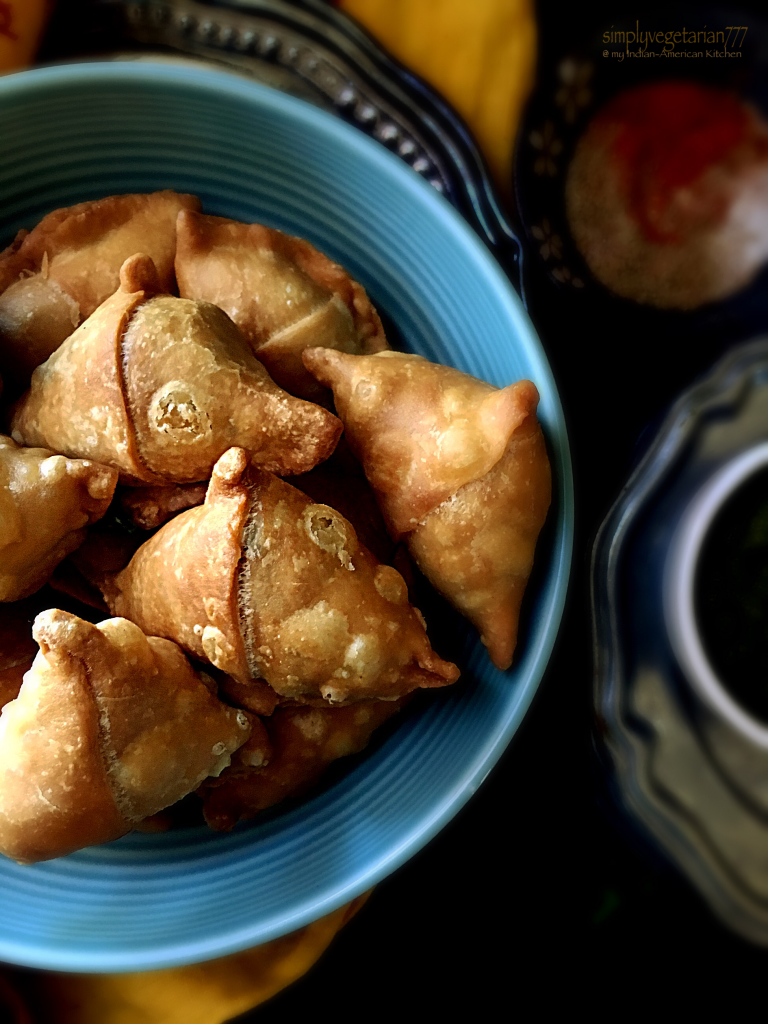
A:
[[0, 62, 572, 971]]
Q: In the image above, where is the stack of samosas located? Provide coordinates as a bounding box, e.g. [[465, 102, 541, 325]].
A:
[[0, 191, 551, 862]]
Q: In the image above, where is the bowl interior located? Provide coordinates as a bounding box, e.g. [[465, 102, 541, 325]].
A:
[[666, 443, 768, 742], [695, 463, 768, 724], [0, 62, 572, 971]]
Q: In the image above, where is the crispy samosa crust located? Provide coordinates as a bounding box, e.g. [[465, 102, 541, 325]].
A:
[[104, 447, 458, 704], [303, 349, 551, 669], [10, 255, 342, 483], [0, 434, 117, 602], [408, 414, 552, 671], [49, 519, 144, 614], [292, 438, 396, 566], [303, 349, 538, 537], [0, 192, 200, 389], [174, 210, 388, 400], [117, 481, 208, 530], [0, 603, 39, 710], [0, 610, 250, 863], [0, 661, 27, 713], [200, 699, 404, 830], [103, 447, 254, 685]]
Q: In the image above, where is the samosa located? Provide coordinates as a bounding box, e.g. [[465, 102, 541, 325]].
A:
[[175, 210, 388, 400], [0, 602, 39, 710], [103, 447, 459, 705], [10, 254, 341, 483], [303, 349, 552, 670], [0, 191, 200, 390], [0, 610, 251, 863], [200, 699, 405, 830], [0, 434, 117, 602]]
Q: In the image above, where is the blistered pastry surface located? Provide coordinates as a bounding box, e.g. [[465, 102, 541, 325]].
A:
[[176, 210, 387, 398], [0, 434, 117, 601], [200, 699, 404, 830], [9, 277, 152, 479], [11, 259, 341, 484], [0, 187, 554, 863], [108, 448, 253, 685], [305, 348, 539, 535], [107, 449, 457, 703], [123, 294, 342, 480], [76, 616, 250, 821], [8, 191, 200, 318], [238, 467, 458, 702], [0, 610, 250, 863], [409, 413, 551, 669], [0, 618, 126, 864], [0, 192, 200, 393]]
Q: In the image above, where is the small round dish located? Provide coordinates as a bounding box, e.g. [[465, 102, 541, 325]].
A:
[[514, 2, 768, 351], [0, 62, 572, 972]]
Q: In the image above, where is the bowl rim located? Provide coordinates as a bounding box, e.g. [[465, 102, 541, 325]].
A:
[[665, 441, 768, 747], [0, 59, 574, 972]]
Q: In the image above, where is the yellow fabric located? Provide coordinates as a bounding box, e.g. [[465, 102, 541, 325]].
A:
[[0, 0, 536, 1019], [4, 894, 370, 1023], [339, 0, 537, 196], [0, 1, 52, 73]]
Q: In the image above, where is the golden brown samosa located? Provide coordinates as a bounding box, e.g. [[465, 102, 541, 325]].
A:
[[104, 447, 458, 705], [175, 210, 388, 400], [200, 699, 405, 830], [0, 434, 117, 602], [117, 481, 208, 530], [0, 602, 38, 710], [0, 191, 200, 390], [49, 519, 144, 614], [0, 610, 251, 863], [292, 438, 396, 566], [10, 255, 342, 484], [303, 349, 552, 670]]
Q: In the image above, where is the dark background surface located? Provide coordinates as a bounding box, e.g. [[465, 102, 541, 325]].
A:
[[237, 0, 768, 1016]]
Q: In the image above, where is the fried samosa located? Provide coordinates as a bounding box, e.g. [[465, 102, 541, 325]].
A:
[[292, 438, 396, 566], [200, 699, 404, 830], [216, 672, 281, 718], [0, 603, 38, 710], [49, 519, 144, 613], [174, 210, 388, 400], [117, 481, 208, 530], [0, 610, 251, 863], [0, 191, 200, 390], [0, 434, 117, 602], [104, 447, 458, 705], [303, 349, 551, 670], [10, 254, 341, 483]]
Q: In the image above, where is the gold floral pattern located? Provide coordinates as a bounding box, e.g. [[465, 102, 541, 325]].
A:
[[555, 58, 592, 123], [531, 219, 562, 261], [551, 264, 584, 288], [529, 120, 562, 176], [524, 53, 596, 291]]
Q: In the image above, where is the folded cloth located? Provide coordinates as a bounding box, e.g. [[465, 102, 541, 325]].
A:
[[0, 1, 53, 73], [0, 893, 370, 1023], [339, 0, 537, 196]]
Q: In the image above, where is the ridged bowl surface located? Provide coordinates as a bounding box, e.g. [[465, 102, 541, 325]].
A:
[[0, 63, 572, 971]]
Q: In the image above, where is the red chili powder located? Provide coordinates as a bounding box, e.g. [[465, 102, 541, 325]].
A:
[[601, 81, 751, 241]]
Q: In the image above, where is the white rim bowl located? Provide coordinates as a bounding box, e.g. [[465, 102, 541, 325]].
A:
[[665, 442, 768, 747]]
